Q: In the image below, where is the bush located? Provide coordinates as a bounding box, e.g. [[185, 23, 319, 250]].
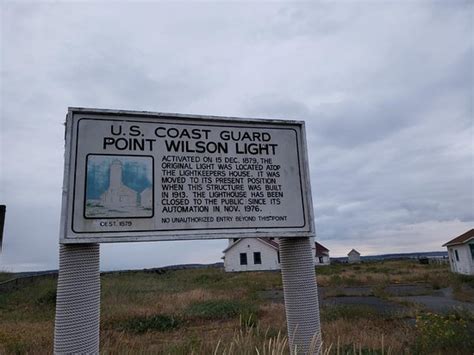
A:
[[185, 299, 257, 321], [35, 289, 57, 305], [193, 273, 224, 285], [328, 275, 342, 285], [456, 274, 474, 288], [339, 344, 387, 355], [119, 314, 180, 333], [415, 311, 474, 353], [321, 305, 379, 321], [240, 313, 258, 329]]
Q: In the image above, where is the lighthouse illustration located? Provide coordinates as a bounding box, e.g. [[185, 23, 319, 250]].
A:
[[100, 160, 138, 208], [85, 155, 153, 218]]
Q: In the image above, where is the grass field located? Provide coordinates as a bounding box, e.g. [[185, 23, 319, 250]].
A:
[[0, 260, 473, 354], [0, 273, 13, 283]]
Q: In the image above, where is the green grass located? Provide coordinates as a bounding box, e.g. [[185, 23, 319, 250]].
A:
[[0, 272, 13, 283], [455, 274, 474, 288], [321, 305, 380, 321], [415, 310, 474, 353], [103, 268, 281, 293], [1, 260, 472, 354], [0, 278, 57, 322], [185, 299, 258, 321], [118, 314, 180, 333], [315, 259, 460, 289], [35, 289, 57, 306]]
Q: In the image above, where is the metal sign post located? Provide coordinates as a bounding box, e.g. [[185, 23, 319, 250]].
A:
[[55, 108, 321, 353], [280, 237, 321, 353], [54, 244, 100, 353]]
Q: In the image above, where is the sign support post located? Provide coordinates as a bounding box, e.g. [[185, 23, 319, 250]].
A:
[[54, 244, 100, 353], [280, 237, 321, 354]]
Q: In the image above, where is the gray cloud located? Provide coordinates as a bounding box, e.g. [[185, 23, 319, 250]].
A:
[[1, 1, 472, 271]]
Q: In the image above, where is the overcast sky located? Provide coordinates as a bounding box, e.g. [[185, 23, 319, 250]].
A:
[[1, 1, 472, 272]]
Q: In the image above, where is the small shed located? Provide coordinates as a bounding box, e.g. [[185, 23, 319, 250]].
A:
[[348, 249, 361, 264], [314, 242, 330, 265], [442, 229, 474, 275]]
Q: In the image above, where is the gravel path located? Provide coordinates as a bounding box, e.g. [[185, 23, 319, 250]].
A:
[[396, 288, 474, 313], [259, 285, 474, 315], [323, 296, 408, 315]]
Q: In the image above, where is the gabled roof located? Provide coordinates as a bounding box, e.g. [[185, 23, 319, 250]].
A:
[[223, 238, 331, 257], [260, 238, 279, 249], [222, 238, 279, 253], [442, 229, 474, 247], [348, 249, 360, 256], [315, 242, 329, 256]]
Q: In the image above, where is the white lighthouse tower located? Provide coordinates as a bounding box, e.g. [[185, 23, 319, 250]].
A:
[[100, 160, 138, 208]]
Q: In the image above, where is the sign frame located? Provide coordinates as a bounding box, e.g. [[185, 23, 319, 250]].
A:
[[60, 107, 315, 244]]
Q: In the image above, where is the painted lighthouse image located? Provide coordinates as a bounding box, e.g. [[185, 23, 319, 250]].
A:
[[100, 160, 137, 208], [85, 155, 153, 218]]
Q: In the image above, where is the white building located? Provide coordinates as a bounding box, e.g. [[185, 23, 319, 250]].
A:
[[223, 238, 280, 272], [315, 242, 330, 265], [101, 160, 138, 208], [443, 229, 474, 275], [348, 249, 361, 264], [223, 238, 330, 272]]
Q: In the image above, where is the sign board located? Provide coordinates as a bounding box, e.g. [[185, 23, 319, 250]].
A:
[[60, 108, 315, 243]]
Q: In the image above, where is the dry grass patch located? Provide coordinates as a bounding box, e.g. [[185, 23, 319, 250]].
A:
[[2, 262, 471, 354], [322, 318, 414, 354], [101, 319, 238, 353], [102, 288, 241, 326], [158, 288, 237, 314], [316, 260, 453, 289], [258, 303, 286, 332], [0, 321, 53, 354]]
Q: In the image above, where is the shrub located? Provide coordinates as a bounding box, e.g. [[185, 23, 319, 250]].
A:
[[119, 314, 180, 333], [328, 275, 342, 285], [193, 273, 224, 285], [339, 344, 387, 355], [240, 313, 258, 329], [415, 311, 474, 353], [456, 274, 474, 288], [35, 289, 57, 305], [321, 305, 379, 321], [185, 299, 257, 321]]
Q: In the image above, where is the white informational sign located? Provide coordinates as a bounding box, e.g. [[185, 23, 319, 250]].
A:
[[60, 108, 315, 243]]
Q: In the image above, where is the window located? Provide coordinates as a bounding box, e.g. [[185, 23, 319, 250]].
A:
[[455, 249, 459, 262], [319, 257, 324, 264], [277, 251, 280, 264], [254, 252, 262, 264], [470, 244, 474, 261], [240, 253, 247, 265]]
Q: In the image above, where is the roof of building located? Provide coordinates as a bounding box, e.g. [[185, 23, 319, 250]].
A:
[[223, 238, 330, 257], [315, 242, 329, 256], [259, 238, 280, 250], [222, 238, 279, 254], [348, 249, 360, 256], [442, 229, 474, 247]]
